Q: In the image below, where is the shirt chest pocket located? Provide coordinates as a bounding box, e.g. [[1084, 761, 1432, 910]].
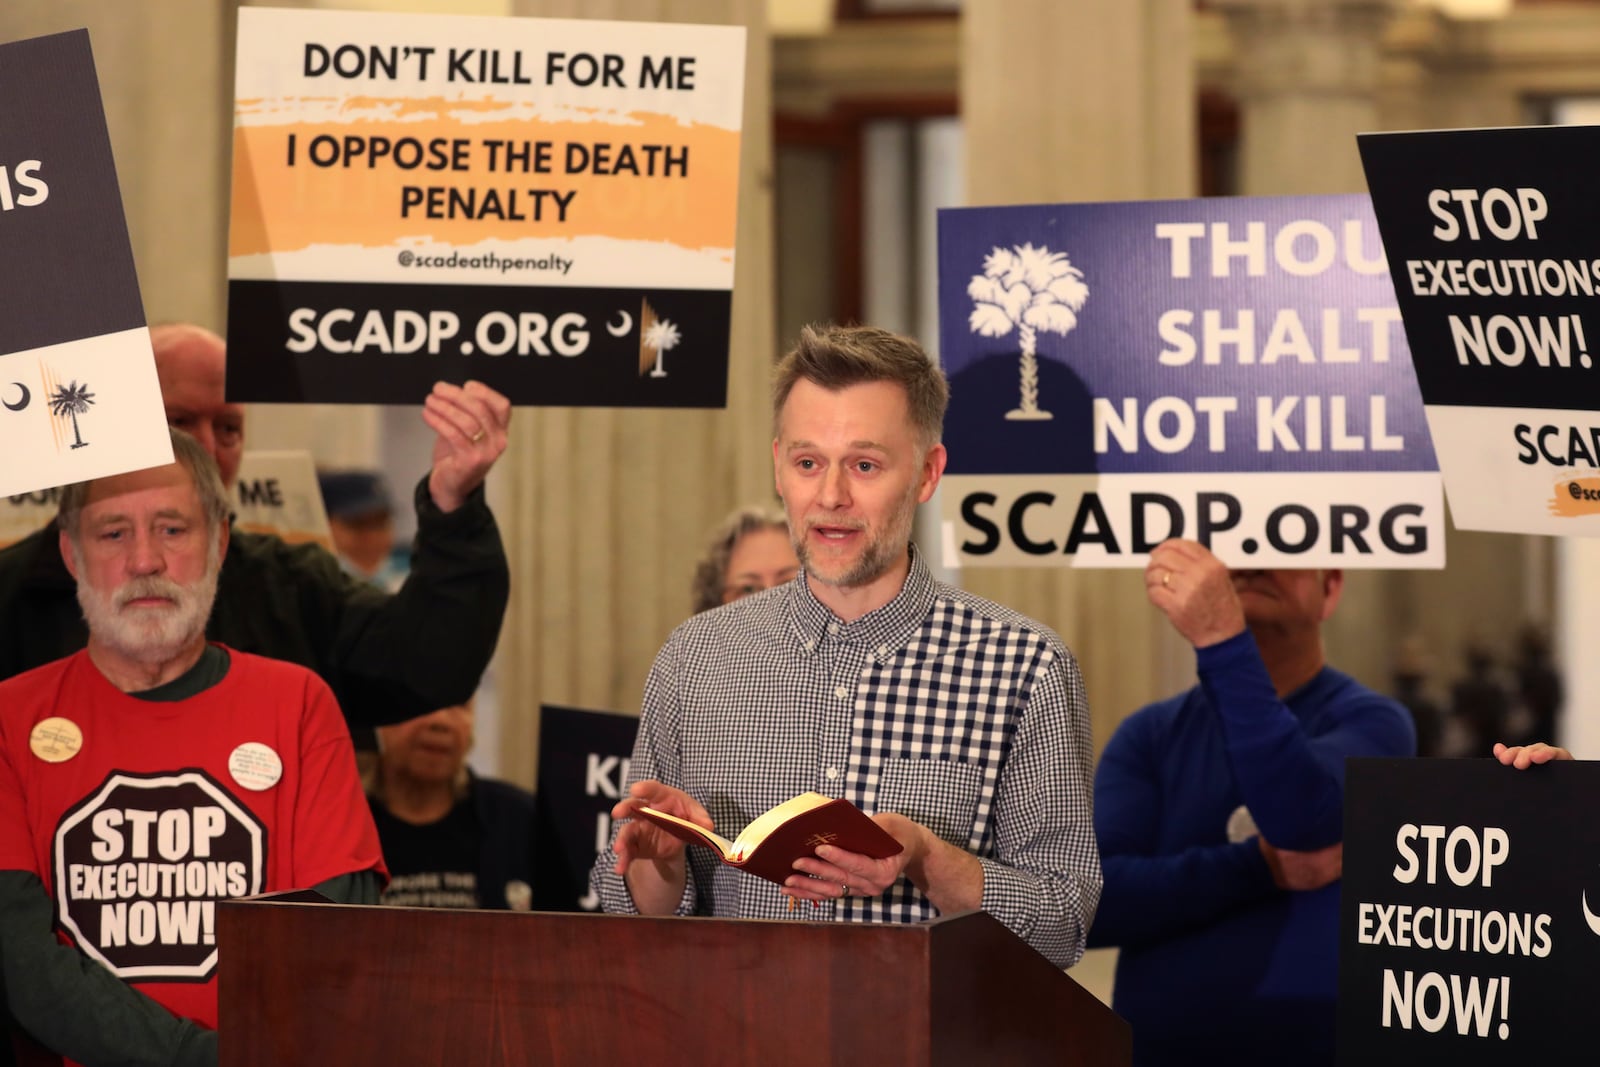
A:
[[875, 758, 984, 850]]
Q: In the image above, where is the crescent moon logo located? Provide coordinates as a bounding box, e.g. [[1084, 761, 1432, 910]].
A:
[[606, 310, 633, 337], [1584, 890, 1600, 937], [2, 382, 28, 411]]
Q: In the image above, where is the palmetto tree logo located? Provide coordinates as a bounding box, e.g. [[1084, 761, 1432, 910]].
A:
[[967, 243, 1090, 421], [643, 317, 682, 379], [48, 380, 95, 450]]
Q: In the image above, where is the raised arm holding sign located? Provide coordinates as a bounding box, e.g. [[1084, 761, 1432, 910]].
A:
[[1088, 538, 1416, 1067], [0, 324, 512, 731]]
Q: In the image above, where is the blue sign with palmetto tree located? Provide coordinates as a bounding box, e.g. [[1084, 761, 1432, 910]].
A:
[[934, 195, 1443, 568]]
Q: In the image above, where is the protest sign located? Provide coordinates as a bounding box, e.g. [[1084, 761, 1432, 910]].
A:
[[531, 704, 638, 911], [1339, 758, 1600, 1063], [0, 483, 62, 550], [228, 7, 745, 407], [0, 29, 172, 497], [936, 195, 1443, 568], [1360, 126, 1600, 536], [2, 450, 331, 550], [56, 771, 265, 979], [230, 452, 332, 550]]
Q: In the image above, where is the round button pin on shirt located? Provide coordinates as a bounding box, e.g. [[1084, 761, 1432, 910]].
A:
[[30, 717, 83, 763], [229, 742, 284, 791]]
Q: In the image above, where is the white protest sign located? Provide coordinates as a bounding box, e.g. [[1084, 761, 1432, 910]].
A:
[[0, 30, 172, 497]]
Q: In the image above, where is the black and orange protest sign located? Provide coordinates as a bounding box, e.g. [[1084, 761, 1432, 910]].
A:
[[227, 9, 745, 407]]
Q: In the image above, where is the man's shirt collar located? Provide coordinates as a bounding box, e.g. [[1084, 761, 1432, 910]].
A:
[[786, 543, 935, 659]]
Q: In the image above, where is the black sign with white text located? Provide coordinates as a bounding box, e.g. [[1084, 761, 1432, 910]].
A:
[[531, 704, 638, 912], [227, 281, 729, 406], [0, 29, 144, 357], [1359, 127, 1600, 411], [52, 771, 265, 981], [1339, 758, 1600, 1064], [1359, 126, 1600, 535], [0, 28, 172, 498]]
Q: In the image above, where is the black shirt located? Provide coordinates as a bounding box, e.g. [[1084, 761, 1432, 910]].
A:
[[369, 798, 482, 908]]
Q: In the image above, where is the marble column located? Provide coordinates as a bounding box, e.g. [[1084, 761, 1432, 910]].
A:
[[1215, 0, 1549, 705], [1212, 0, 1404, 196], [492, 0, 777, 784], [961, 0, 1198, 754]]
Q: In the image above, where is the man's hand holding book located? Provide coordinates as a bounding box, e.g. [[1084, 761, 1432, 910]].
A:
[[783, 811, 921, 905], [609, 780, 713, 914]]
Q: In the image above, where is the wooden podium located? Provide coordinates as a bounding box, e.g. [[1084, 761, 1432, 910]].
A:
[[217, 899, 1129, 1066]]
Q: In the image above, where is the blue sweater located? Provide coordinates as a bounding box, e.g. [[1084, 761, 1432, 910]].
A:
[[1087, 631, 1415, 1067]]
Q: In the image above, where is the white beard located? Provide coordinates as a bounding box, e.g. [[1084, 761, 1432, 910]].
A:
[[74, 543, 220, 666]]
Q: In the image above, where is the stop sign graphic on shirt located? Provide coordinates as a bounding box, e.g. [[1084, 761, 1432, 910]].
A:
[[53, 770, 266, 979]]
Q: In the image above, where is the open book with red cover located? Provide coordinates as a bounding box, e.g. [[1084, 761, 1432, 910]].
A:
[[631, 792, 904, 886]]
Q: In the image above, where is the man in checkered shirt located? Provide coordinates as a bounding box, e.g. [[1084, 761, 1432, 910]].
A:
[[591, 324, 1101, 969]]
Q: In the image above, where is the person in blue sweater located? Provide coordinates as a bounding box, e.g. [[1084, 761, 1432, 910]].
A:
[[1087, 538, 1416, 1067]]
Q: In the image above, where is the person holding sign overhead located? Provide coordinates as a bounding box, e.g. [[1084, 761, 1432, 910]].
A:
[[1087, 541, 1415, 1066], [0, 429, 384, 1067], [0, 322, 512, 731], [592, 324, 1101, 969]]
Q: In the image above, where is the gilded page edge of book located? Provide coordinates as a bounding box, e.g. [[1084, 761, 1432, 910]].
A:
[[730, 792, 836, 856], [636, 805, 736, 857]]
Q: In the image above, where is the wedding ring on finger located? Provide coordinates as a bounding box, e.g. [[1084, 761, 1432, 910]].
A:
[[1162, 570, 1172, 588], [470, 429, 487, 444], [840, 883, 849, 897]]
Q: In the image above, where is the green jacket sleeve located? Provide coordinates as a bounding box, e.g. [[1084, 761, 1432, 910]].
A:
[[0, 871, 215, 1067], [210, 478, 509, 729], [329, 477, 508, 725], [311, 870, 382, 906]]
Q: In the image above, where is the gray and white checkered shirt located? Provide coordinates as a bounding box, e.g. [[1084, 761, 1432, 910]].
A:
[[593, 546, 1101, 968]]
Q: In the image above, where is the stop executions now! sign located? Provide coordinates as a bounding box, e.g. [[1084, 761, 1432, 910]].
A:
[[53, 771, 265, 980]]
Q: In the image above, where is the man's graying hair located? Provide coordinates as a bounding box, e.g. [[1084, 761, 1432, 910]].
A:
[[58, 428, 231, 541], [771, 324, 949, 449]]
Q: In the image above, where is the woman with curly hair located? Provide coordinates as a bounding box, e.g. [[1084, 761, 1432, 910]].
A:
[[689, 506, 799, 614]]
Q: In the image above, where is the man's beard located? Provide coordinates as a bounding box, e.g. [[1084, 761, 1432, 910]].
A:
[[75, 544, 220, 666], [793, 481, 920, 591]]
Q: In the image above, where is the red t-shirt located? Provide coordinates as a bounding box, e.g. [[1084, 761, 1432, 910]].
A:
[[0, 646, 385, 1032]]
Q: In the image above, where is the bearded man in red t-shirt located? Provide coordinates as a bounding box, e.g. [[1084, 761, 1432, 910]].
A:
[[0, 428, 385, 1067]]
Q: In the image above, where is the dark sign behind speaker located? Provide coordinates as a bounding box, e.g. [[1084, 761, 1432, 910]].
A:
[[0, 28, 171, 496], [1339, 757, 1600, 1063], [532, 704, 638, 911]]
